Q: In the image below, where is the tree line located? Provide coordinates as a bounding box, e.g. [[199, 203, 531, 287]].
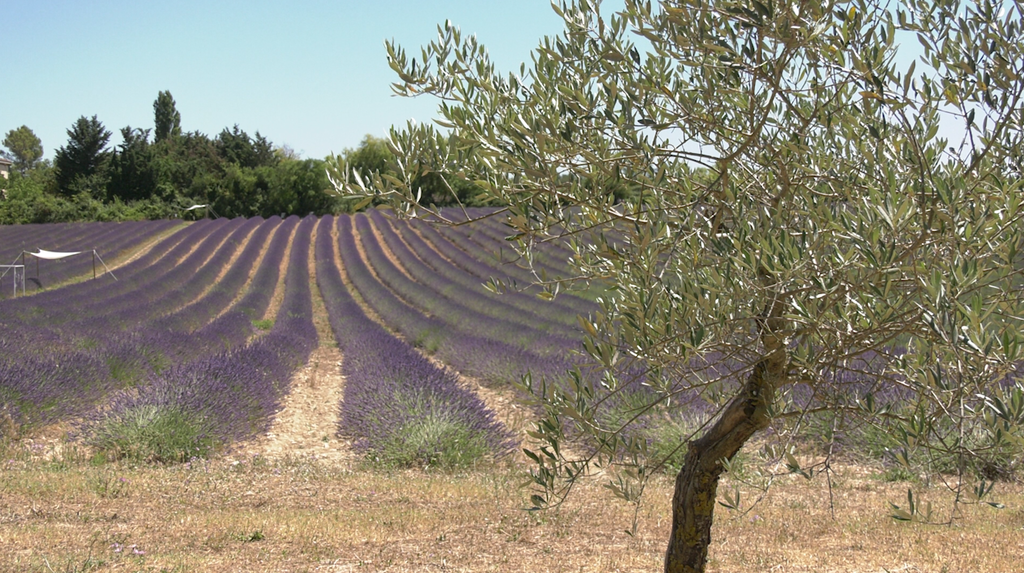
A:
[[1, 91, 484, 224]]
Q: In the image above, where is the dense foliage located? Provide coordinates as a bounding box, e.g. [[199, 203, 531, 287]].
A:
[[2, 94, 341, 224], [2, 92, 498, 225], [326, 134, 493, 209]]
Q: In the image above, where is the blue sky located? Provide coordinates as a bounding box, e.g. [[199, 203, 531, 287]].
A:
[[0, 1, 568, 160]]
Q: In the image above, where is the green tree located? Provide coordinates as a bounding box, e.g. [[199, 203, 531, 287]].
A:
[[54, 115, 112, 197], [152, 130, 223, 201], [108, 127, 158, 202], [338, 1, 1024, 571], [343, 134, 395, 181], [153, 90, 182, 143], [216, 125, 277, 169], [265, 157, 336, 216], [330, 133, 489, 208], [2, 125, 44, 173]]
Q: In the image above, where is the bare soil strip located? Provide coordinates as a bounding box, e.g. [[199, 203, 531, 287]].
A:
[[232, 217, 355, 465], [259, 221, 299, 323], [364, 213, 416, 281]]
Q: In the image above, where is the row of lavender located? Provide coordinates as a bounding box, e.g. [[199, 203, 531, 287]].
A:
[[2, 218, 253, 407], [1, 218, 239, 427], [0, 220, 181, 297], [1, 211, 590, 465], [85, 216, 319, 460], [0, 216, 319, 460], [434, 207, 605, 304]]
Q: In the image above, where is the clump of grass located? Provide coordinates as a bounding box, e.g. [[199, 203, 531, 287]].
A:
[[251, 318, 274, 331], [86, 404, 214, 464], [876, 465, 917, 483], [0, 410, 21, 445], [88, 467, 132, 498], [238, 530, 264, 543], [369, 411, 492, 470]]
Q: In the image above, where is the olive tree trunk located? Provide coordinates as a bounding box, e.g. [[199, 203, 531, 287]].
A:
[[664, 345, 786, 573]]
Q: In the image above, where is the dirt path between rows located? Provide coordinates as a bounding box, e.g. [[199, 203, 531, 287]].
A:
[[231, 217, 355, 465], [231, 343, 353, 464]]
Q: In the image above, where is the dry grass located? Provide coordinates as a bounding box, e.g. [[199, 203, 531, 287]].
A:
[[2, 438, 1022, 573]]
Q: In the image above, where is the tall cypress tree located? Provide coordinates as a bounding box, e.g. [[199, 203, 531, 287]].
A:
[[153, 90, 182, 143]]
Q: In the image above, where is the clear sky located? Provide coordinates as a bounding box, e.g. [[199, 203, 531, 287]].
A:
[[0, 0, 568, 161]]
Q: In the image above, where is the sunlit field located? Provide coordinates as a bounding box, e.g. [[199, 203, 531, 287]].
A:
[[2, 213, 1022, 572]]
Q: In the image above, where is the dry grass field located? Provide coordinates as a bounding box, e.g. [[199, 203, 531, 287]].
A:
[[2, 432, 1022, 573]]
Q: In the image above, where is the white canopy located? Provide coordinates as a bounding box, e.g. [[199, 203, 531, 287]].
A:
[[184, 204, 208, 211], [30, 249, 83, 260]]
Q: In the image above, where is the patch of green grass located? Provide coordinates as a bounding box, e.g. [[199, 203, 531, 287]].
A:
[[88, 467, 132, 498], [370, 412, 491, 470], [597, 389, 710, 473], [252, 318, 274, 331], [412, 327, 443, 354], [87, 405, 215, 464], [874, 465, 917, 483], [238, 530, 264, 543]]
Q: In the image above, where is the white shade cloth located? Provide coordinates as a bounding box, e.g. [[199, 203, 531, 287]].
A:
[[30, 249, 83, 260]]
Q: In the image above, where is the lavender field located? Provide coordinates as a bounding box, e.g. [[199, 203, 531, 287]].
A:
[[0, 210, 593, 465]]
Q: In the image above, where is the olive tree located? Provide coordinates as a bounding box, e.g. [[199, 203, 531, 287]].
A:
[[333, 0, 1024, 571]]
